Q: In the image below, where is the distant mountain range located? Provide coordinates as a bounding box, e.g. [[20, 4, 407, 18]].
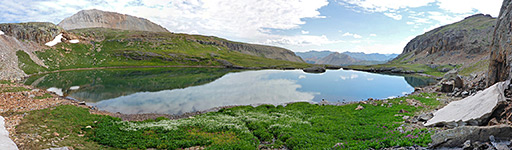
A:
[[295, 51, 398, 66]]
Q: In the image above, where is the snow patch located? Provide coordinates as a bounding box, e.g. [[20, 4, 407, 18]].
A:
[[69, 86, 80, 90], [45, 33, 63, 46], [0, 116, 18, 150], [47, 87, 63, 96], [69, 39, 79, 43], [0, 30, 4, 35]]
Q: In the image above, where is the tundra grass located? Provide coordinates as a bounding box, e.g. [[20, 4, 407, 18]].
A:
[[16, 51, 48, 74], [17, 93, 440, 149], [19, 28, 309, 75]]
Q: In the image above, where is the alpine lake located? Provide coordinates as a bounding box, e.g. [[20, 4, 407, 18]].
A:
[[24, 67, 436, 115]]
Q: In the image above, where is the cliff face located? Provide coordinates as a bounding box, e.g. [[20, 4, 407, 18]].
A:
[[0, 23, 53, 80], [396, 14, 495, 65], [58, 9, 168, 33], [488, 0, 512, 86], [0, 22, 63, 44]]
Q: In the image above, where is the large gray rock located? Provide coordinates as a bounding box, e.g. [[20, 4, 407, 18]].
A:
[[425, 81, 508, 127], [0, 116, 18, 150], [431, 125, 512, 148]]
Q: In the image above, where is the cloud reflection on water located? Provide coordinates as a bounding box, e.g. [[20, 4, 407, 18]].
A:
[[94, 70, 317, 114]]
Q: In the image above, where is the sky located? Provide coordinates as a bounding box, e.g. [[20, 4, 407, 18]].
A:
[[0, 0, 503, 54]]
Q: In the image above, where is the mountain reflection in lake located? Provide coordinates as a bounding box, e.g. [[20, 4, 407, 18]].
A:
[[25, 68, 434, 115]]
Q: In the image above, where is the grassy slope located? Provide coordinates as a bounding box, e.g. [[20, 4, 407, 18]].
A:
[[17, 93, 440, 149], [18, 28, 310, 74]]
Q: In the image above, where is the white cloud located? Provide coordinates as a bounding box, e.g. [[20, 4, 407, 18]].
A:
[[369, 34, 377, 37], [436, 0, 501, 17], [264, 35, 341, 47], [301, 30, 310, 34], [341, 0, 500, 17], [342, 0, 435, 12], [342, 32, 363, 38], [351, 36, 414, 54], [339, 74, 359, 80], [384, 12, 402, 20], [0, 0, 329, 49], [95, 70, 316, 114], [406, 22, 414, 25], [427, 11, 465, 25], [367, 78, 374, 81], [350, 74, 359, 79], [340, 76, 348, 80]]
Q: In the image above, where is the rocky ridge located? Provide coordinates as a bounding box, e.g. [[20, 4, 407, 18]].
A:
[[220, 41, 304, 63], [396, 14, 495, 68], [0, 23, 63, 80], [315, 52, 360, 66], [58, 9, 169, 33]]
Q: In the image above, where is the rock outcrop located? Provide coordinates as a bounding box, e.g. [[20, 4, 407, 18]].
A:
[[396, 14, 495, 66], [425, 81, 507, 127], [0, 22, 54, 80], [431, 125, 512, 148], [488, 0, 512, 86], [0, 22, 63, 44], [58, 9, 168, 33]]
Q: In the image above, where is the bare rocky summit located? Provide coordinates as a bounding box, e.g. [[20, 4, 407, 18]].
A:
[[58, 9, 169, 32]]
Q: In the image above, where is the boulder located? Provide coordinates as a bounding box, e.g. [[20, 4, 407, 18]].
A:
[[425, 81, 508, 127], [438, 67, 452, 72], [440, 81, 454, 93], [355, 105, 364, 110], [454, 75, 464, 89], [431, 125, 512, 148], [418, 113, 433, 121], [303, 66, 326, 73]]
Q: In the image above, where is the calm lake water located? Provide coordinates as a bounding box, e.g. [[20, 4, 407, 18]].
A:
[[25, 68, 435, 115]]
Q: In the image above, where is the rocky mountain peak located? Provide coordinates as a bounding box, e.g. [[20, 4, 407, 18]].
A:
[[58, 9, 169, 32]]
